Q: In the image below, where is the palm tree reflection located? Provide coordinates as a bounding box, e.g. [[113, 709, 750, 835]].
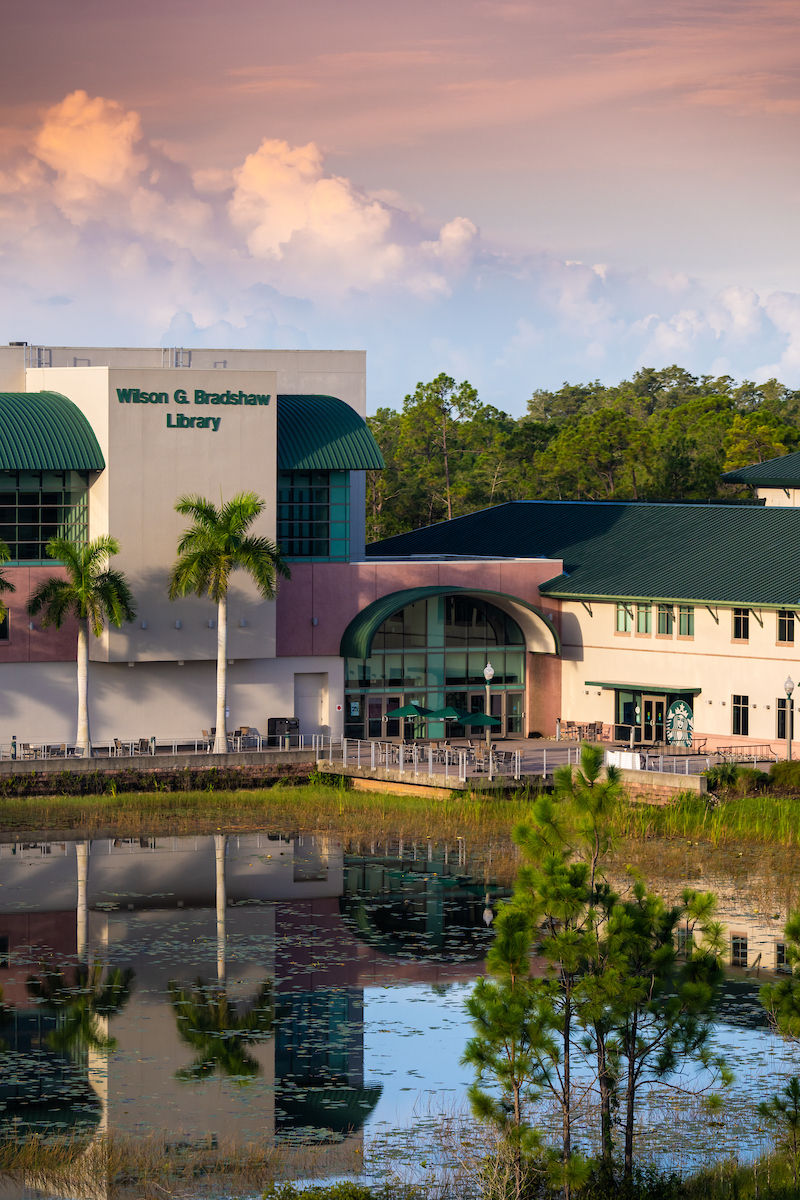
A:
[[169, 977, 274, 1083], [26, 957, 134, 1056]]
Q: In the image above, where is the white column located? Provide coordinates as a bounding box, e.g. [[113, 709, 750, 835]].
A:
[[76, 841, 89, 963], [215, 833, 227, 984]]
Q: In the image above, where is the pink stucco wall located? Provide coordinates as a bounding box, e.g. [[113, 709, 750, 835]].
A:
[[0, 567, 77, 663], [276, 559, 564, 735]]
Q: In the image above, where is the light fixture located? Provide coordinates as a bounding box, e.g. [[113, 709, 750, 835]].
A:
[[178, 660, 184, 667], [239, 618, 246, 627], [175, 619, 181, 629], [28, 622, 34, 631], [208, 619, 214, 629], [127, 662, 135, 668], [227, 658, 234, 665], [786, 676, 795, 698], [311, 617, 318, 626], [484, 663, 495, 683], [141, 620, 147, 629]]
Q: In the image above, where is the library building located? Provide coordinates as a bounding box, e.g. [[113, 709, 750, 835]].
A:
[[1, 341, 799, 755]]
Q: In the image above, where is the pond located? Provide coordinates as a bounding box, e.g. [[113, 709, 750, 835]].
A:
[[0, 819, 799, 1195]]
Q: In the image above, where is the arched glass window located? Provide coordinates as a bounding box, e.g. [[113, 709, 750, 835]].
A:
[[344, 595, 526, 740]]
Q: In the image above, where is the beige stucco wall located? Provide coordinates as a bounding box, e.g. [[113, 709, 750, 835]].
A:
[[560, 598, 800, 747], [26, 364, 279, 663], [756, 485, 800, 507], [0, 655, 343, 744]]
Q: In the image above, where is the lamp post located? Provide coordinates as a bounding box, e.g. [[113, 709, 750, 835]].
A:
[[484, 662, 495, 748], [785, 676, 795, 761]]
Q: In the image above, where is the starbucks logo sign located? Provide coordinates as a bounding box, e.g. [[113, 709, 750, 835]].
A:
[[666, 699, 693, 747]]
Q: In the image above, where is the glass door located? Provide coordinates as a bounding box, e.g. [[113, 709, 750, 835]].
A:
[[505, 693, 524, 736], [367, 695, 402, 739], [642, 695, 666, 744]]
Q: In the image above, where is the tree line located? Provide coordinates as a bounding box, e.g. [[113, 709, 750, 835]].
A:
[[366, 368, 800, 542], [463, 745, 800, 1199]]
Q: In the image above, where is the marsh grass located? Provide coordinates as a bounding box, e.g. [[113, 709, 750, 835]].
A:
[[608, 791, 800, 849]]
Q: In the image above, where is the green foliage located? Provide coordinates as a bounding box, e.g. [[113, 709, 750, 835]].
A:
[[366, 366, 800, 538], [770, 761, 800, 792], [27, 535, 136, 636], [704, 763, 740, 791], [761, 912, 800, 1040], [758, 1077, 800, 1188], [26, 957, 134, 1056], [170, 977, 274, 1082], [262, 1184, 424, 1200], [169, 492, 289, 603]]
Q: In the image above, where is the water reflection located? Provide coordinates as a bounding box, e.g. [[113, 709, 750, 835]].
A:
[[0, 832, 503, 1175]]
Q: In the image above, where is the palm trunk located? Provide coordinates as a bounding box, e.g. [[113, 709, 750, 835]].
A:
[[76, 617, 92, 757], [214, 593, 228, 754]]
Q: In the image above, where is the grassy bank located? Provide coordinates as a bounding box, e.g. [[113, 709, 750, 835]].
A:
[[0, 779, 533, 846], [6, 776, 800, 851]]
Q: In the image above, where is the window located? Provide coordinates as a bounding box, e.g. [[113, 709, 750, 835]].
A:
[[615, 603, 632, 633], [0, 470, 89, 562], [733, 694, 749, 736], [779, 610, 795, 644], [0, 612, 8, 642], [733, 608, 749, 640], [731, 935, 748, 968], [0, 934, 8, 968], [636, 605, 651, 634], [676, 926, 690, 956], [277, 469, 350, 560], [777, 942, 791, 973], [778, 697, 794, 741], [657, 604, 674, 635], [678, 606, 694, 637]]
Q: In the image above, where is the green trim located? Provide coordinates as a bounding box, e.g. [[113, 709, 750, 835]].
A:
[[277, 395, 384, 471], [0, 392, 105, 471], [586, 680, 702, 695], [339, 586, 561, 659], [540, 585, 793, 610]]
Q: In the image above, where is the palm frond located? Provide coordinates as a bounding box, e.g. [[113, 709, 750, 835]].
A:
[[26, 577, 75, 627]]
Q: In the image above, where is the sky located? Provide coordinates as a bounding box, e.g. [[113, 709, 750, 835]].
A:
[[0, 0, 798, 413]]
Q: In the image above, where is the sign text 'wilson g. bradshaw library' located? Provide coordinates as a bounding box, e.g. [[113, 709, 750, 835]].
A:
[[116, 387, 270, 432]]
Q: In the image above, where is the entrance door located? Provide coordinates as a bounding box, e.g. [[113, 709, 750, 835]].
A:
[[294, 672, 327, 735], [367, 696, 401, 739], [642, 695, 666, 744]]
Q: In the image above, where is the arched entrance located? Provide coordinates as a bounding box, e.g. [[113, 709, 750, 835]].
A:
[[340, 588, 559, 740]]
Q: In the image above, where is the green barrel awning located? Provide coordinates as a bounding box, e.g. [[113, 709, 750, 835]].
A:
[[339, 586, 561, 659], [277, 394, 384, 471], [0, 391, 105, 471]]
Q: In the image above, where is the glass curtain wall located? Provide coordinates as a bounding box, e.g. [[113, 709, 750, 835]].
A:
[[345, 595, 526, 740], [0, 470, 89, 563], [278, 469, 349, 561]]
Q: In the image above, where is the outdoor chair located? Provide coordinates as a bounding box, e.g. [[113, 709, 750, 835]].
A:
[[113, 738, 125, 756], [20, 743, 33, 759]]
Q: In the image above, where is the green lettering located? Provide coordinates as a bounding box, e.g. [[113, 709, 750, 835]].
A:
[[194, 390, 208, 404], [247, 394, 256, 404], [256, 394, 270, 405], [133, 389, 141, 403], [174, 388, 187, 404], [167, 413, 175, 427], [210, 393, 220, 405], [116, 389, 133, 403], [155, 391, 168, 404], [211, 416, 221, 431]]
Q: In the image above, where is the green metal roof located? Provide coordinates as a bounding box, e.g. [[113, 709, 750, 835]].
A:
[[339, 585, 560, 659], [367, 500, 800, 608], [586, 680, 702, 695], [722, 450, 800, 487], [277, 394, 384, 471], [0, 391, 104, 471]]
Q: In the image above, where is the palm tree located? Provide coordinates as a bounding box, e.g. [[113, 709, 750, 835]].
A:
[[27, 957, 135, 1056], [168, 493, 290, 754], [27, 537, 136, 757], [169, 977, 274, 1083], [0, 538, 15, 622]]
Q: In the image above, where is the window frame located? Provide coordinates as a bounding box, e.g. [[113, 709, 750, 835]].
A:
[[778, 609, 795, 645], [731, 934, 748, 969], [636, 604, 651, 635], [733, 607, 749, 642], [732, 694, 749, 737], [656, 604, 674, 637], [677, 605, 694, 638], [615, 602, 633, 634]]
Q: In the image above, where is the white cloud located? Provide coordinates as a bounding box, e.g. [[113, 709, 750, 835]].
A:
[[0, 89, 798, 409]]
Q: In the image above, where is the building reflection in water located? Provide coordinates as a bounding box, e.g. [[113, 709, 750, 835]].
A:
[[0, 832, 504, 1179]]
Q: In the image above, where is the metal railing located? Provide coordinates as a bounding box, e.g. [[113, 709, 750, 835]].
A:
[[0, 733, 310, 760], [321, 737, 524, 782]]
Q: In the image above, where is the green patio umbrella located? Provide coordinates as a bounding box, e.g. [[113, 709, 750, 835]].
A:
[[391, 702, 433, 718], [426, 705, 473, 723], [464, 712, 502, 727]]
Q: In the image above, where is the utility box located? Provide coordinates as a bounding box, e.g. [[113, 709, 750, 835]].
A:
[[267, 717, 299, 743]]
